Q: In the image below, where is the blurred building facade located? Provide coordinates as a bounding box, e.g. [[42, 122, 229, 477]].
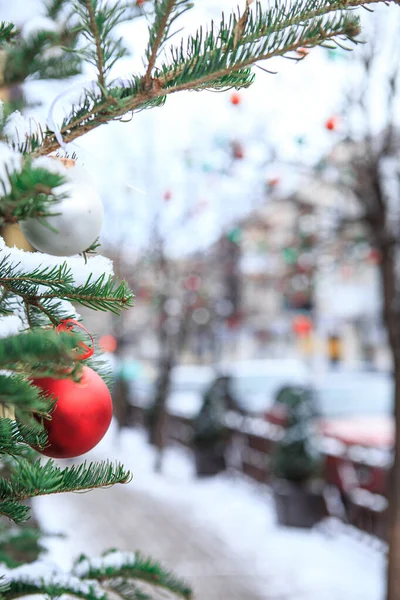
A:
[[91, 142, 391, 372]]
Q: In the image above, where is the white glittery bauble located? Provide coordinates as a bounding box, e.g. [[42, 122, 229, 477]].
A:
[[21, 162, 103, 257]]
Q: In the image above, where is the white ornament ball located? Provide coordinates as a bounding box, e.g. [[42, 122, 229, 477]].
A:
[[21, 159, 103, 257]]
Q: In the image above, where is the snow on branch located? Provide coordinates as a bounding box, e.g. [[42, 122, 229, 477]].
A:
[[73, 550, 137, 577], [2, 560, 106, 600], [0, 236, 114, 286]]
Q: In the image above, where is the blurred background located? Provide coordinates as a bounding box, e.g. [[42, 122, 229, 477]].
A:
[[3, 0, 400, 598]]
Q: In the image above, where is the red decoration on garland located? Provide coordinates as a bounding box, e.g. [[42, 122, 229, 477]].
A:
[[226, 310, 243, 330], [230, 92, 241, 106], [31, 366, 113, 459], [56, 319, 94, 360], [267, 177, 280, 188], [163, 190, 172, 202], [232, 141, 244, 160], [325, 117, 338, 131], [367, 248, 382, 265], [99, 334, 117, 353], [184, 274, 201, 292], [292, 314, 313, 337]]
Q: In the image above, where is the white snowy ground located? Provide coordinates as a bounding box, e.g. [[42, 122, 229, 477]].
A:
[[34, 422, 386, 600]]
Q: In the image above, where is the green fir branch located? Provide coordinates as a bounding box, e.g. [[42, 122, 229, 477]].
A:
[[0, 576, 11, 600], [4, 29, 81, 87], [0, 23, 17, 47], [0, 503, 30, 526], [144, 0, 193, 87], [45, 0, 72, 20], [72, 0, 136, 90], [28, 0, 374, 157], [38, 274, 135, 314], [110, 553, 192, 599], [0, 522, 47, 568], [84, 0, 108, 89], [158, 12, 360, 93], [9, 125, 46, 156], [0, 459, 132, 523], [0, 372, 60, 433], [101, 580, 151, 600], [0, 329, 77, 369], [73, 550, 193, 599], [0, 159, 67, 226], [0, 373, 52, 418], [0, 257, 134, 320], [2, 568, 106, 600], [2, 549, 192, 600], [0, 418, 48, 456], [0, 331, 85, 416]]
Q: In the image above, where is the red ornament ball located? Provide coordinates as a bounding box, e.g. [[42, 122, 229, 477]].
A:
[[31, 366, 113, 459]]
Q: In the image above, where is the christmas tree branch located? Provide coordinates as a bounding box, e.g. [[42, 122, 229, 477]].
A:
[[101, 581, 156, 600], [144, 0, 193, 88], [0, 522, 46, 569], [0, 0, 83, 88], [0, 160, 67, 226], [0, 459, 132, 523], [37, 275, 134, 313], [84, 0, 107, 89], [0, 330, 77, 371], [2, 568, 106, 600], [71, 0, 138, 90], [0, 258, 134, 320], [159, 13, 360, 91], [0, 330, 82, 428], [45, 0, 72, 20], [0, 373, 55, 426], [231, 0, 379, 49], [74, 551, 193, 600], [0, 22, 17, 46], [4, 28, 82, 88], [2, 550, 192, 600], [28, 1, 368, 157], [0, 419, 48, 458]]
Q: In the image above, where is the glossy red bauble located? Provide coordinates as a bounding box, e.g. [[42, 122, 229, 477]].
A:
[[32, 366, 113, 459]]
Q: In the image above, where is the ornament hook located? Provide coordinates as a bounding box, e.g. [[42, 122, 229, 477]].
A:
[[56, 318, 95, 360]]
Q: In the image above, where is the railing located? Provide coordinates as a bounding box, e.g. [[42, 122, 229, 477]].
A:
[[128, 404, 390, 541]]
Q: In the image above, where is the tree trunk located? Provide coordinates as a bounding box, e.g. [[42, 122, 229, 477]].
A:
[[380, 245, 400, 600], [149, 351, 174, 473]]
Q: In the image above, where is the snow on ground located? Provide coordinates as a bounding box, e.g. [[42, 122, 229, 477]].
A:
[[35, 422, 386, 600]]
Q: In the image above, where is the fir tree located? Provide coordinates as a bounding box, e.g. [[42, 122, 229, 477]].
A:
[[0, 0, 398, 598]]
